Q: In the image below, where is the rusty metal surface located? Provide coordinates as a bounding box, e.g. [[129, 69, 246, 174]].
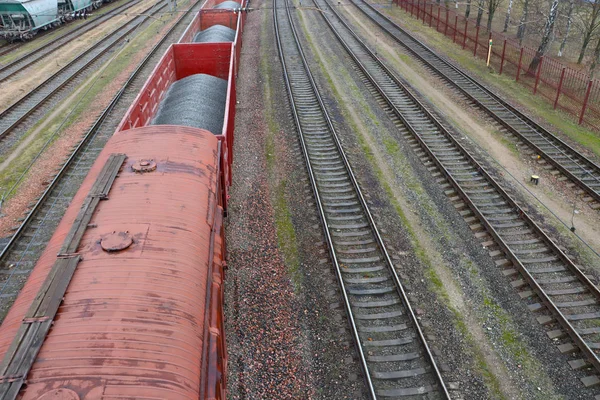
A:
[[0, 126, 226, 399]]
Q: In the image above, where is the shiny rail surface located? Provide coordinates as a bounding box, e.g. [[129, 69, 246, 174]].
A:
[[275, 0, 450, 397], [346, 0, 600, 206], [0, 0, 144, 83], [0, 0, 203, 321], [0, 0, 168, 141], [314, 0, 600, 383]]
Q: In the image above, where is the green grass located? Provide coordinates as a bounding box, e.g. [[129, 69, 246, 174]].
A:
[[260, 15, 303, 291], [449, 306, 505, 399], [0, 7, 175, 201], [481, 296, 561, 399]]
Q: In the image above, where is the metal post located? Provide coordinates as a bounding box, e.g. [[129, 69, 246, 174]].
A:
[[487, 37, 493, 66], [474, 25, 480, 56], [554, 68, 566, 109], [499, 39, 507, 74], [533, 56, 543, 94], [444, 7, 449, 35], [516, 47, 524, 82], [579, 80, 593, 125], [453, 15, 458, 42], [429, 4, 433, 26], [462, 20, 467, 49]]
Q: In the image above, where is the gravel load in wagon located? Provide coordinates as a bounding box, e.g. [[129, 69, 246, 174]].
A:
[[193, 24, 236, 43], [151, 73, 228, 135], [214, 1, 241, 8]]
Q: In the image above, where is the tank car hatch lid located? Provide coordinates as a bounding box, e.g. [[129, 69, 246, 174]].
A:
[[100, 231, 134, 252]]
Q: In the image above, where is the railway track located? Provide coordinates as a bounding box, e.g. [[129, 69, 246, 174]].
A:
[[341, 0, 600, 209], [0, 0, 204, 321], [0, 43, 20, 58], [313, 0, 600, 387], [275, 0, 450, 397], [0, 0, 144, 83], [0, 0, 168, 145]]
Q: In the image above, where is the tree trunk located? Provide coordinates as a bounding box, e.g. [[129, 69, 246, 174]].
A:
[[590, 36, 600, 76], [577, 0, 600, 64], [487, 9, 494, 31], [558, 0, 574, 57], [465, 0, 471, 18], [503, 0, 513, 32], [476, 0, 484, 26], [528, 0, 559, 75], [578, 34, 593, 64], [517, 0, 528, 41]]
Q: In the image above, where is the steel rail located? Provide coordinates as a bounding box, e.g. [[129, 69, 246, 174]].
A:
[[275, 0, 450, 397], [314, 0, 600, 376], [0, 0, 203, 313], [0, 44, 20, 58], [0, 0, 145, 83], [0, 0, 168, 142], [346, 0, 600, 205]]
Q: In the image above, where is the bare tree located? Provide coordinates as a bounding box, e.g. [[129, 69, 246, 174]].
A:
[[476, 0, 485, 26], [528, 0, 559, 74], [465, 0, 472, 18], [517, 0, 530, 42], [487, 0, 504, 31], [589, 35, 600, 75], [576, 0, 600, 64], [558, 0, 575, 57], [503, 0, 514, 32]]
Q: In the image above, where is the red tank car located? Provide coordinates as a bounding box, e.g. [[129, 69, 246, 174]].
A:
[[0, 125, 227, 399]]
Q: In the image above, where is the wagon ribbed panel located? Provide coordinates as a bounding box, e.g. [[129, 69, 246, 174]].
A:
[[0, 126, 220, 400]]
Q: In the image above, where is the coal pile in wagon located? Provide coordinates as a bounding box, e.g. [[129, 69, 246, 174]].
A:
[[214, 1, 240, 8], [151, 73, 227, 135], [193, 24, 236, 43]]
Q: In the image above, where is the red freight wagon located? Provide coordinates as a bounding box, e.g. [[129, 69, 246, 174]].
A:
[[0, 126, 227, 399]]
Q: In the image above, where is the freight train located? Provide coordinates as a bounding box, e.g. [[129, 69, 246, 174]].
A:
[[0, 0, 245, 398], [1, 0, 111, 40]]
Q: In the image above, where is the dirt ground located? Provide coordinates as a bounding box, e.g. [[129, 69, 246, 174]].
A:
[[0, 0, 161, 111]]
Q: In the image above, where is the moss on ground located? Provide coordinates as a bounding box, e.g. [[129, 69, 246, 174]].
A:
[[261, 15, 303, 291]]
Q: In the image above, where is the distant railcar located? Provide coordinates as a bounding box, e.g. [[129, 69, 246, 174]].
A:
[[0, 0, 107, 40]]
